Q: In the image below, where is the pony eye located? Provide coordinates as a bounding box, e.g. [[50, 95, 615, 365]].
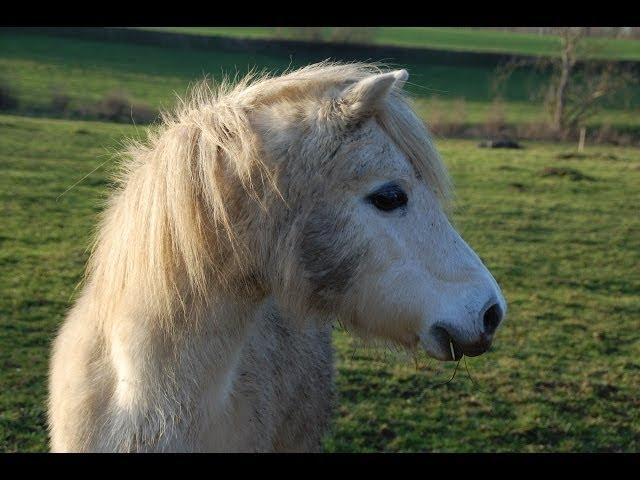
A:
[[367, 183, 408, 212]]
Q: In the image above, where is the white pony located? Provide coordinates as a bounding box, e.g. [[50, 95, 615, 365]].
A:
[[48, 62, 506, 452]]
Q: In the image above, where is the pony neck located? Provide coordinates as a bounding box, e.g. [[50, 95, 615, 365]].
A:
[[85, 161, 270, 423], [101, 281, 265, 447]]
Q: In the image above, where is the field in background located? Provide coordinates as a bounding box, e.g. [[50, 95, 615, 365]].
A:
[[138, 27, 640, 61], [1, 114, 639, 452], [2, 31, 639, 135]]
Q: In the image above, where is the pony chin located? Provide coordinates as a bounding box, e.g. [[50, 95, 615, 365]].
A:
[[335, 267, 428, 350]]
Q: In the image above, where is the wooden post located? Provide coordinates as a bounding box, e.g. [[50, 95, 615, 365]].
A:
[[578, 126, 586, 152]]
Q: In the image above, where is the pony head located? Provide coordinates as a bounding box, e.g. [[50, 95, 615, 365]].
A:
[[111, 62, 506, 361], [245, 63, 506, 360]]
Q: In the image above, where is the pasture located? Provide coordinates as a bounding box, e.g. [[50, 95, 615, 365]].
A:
[[2, 31, 639, 132], [1, 113, 639, 452], [139, 27, 640, 61]]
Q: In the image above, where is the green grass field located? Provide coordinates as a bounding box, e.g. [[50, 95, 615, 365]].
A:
[[2, 32, 639, 131], [138, 27, 640, 61], [2, 114, 639, 452]]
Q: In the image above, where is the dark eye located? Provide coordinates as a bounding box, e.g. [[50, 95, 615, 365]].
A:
[[367, 183, 408, 212]]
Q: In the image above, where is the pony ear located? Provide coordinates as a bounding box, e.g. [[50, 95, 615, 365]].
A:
[[392, 69, 409, 90], [338, 69, 409, 121]]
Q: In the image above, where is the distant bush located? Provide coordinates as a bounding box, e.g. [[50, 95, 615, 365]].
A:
[[327, 28, 378, 44], [420, 102, 639, 146], [129, 102, 158, 125], [421, 96, 471, 137], [50, 88, 71, 115], [94, 90, 135, 122], [0, 79, 19, 111], [79, 90, 158, 124], [513, 122, 638, 146], [515, 122, 559, 141], [592, 123, 636, 146], [418, 93, 639, 146], [273, 27, 377, 45], [482, 99, 508, 138], [275, 28, 325, 42]]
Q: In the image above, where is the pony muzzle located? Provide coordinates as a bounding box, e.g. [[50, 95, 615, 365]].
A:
[[427, 301, 505, 361]]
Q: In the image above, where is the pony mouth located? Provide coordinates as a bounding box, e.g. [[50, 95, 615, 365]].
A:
[[431, 326, 491, 361]]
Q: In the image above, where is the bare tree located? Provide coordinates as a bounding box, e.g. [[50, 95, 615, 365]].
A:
[[561, 62, 634, 132], [492, 27, 637, 141], [548, 28, 636, 138], [552, 28, 584, 131]]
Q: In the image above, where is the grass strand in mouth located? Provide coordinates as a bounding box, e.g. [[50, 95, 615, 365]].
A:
[[450, 340, 456, 361]]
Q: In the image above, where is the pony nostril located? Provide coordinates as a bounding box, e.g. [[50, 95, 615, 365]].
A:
[[483, 303, 503, 335]]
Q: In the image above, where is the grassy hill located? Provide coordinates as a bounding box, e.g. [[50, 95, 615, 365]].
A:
[[137, 27, 640, 61], [1, 31, 639, 134]]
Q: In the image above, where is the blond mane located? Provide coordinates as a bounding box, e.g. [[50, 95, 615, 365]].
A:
[[86, 61, 452, 329]]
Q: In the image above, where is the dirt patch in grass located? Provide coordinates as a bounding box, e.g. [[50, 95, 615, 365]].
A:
[[497, 165, 521, 171], [539, 167, 596, 181], [556, 152, 619, 161], [509, 182, 528, 192], [479, 139, 523, 149]]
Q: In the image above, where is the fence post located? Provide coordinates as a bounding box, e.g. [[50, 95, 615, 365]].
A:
[[578, 126, 586, 152]]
